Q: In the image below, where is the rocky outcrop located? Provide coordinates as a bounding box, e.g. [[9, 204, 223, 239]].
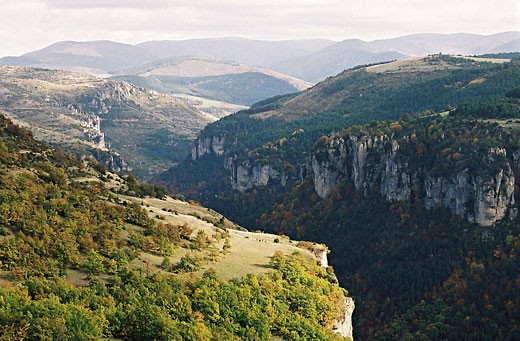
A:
[[424, 168, 515, 226], [227, 160, 284, 192], [192, 135, 226, 159], [191, 134, 293, 192], [473, 168, 515, 225], [334, 297, 355, 340], [311, 246, 329, 268], [312, 244, 354, 340], [424, 173, 472, 218], [90, 149, 131, 173], [192, 130, 313, 192], [310, 134, 516, 226], [310, 137, 348, 198], [311, 135, 416, 202], [190, 127, 516, 226]]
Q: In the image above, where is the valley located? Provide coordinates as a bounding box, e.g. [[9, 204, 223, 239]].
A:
[[160, 54, 520, 339], [0, 30, 519, 340], [0, 115, 352, 339], [0, 65, 216, 179]]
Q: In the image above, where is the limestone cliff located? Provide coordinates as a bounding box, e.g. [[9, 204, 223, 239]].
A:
[[313, 246, 354, 340], [310, 133, 516, 227], [312, 246, 329, 268], [90, 149, 132, 173], [191, 134, 297, 192], [192, 135, 226, 159], [334, 297, 355, 341], [227, 159, 286, 192], [424, 168, 515, 226], [189, 119, 516, 227]]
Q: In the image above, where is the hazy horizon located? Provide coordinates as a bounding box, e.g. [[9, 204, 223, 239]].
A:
[[1, 0, 519, 57], [4, 30, 520, 57]]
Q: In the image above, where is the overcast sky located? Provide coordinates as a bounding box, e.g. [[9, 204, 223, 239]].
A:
[[1, 0, 519, 57]]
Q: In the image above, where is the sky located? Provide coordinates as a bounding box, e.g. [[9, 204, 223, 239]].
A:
[[1, 0, 519, 57]]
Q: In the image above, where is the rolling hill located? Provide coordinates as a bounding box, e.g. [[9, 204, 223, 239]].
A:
[[364, 32, 520, 56], [252, 55, 516, 121], [272, 44, 407, 83], [0, 39, 319, 106], [0, 65, 216, 178], [134, 37, 336, 68], [112, 56, 311, 106], [1, 40, 153, 75], [3, 32, 518, 89]]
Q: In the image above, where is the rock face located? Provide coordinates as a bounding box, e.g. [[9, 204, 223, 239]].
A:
[[309, 134, 516, 227], [192, 134, 296, 192], [192, 135, 226, 159], [311, 135, 416, 201], [424, 168, 515, 226], [227, 160, 284, 192], [314, 246, 354, 340], [312, 247, 329, 268], [334, 297, 355, 341], [90, 149, 132, 173], [190, 127, 516, 227]]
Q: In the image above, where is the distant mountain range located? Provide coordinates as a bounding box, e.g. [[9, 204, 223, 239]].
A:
[[135, 37, 335, 70], [0, 40, 154, 75], [1, 32, 519, 85], [0, 39, 322, 105], [271, 32, 520, 82]]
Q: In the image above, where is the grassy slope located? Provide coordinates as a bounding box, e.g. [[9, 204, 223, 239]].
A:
[[171, 93, 247, 119], [114, 56, 311, 91], [0, 117, 348, 339], [61, 168, 319, 284], [0, 152, 327, 302], [117, 194, 316, 281], [114, 72, 301, 106], [255, 55, 508, 120]]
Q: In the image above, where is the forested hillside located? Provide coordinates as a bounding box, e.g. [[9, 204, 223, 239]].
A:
[[256, 115, 520, 339], [161, 55, 520, 225], [0, 115, 351, 340], [159, 54, 520, 339]]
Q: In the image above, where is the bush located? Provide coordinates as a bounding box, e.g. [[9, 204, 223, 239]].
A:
[[172, 254, 203, 273]]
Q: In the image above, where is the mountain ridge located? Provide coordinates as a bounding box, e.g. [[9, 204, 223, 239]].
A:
[[135, 37, 336, 68], [2, 32, 518, 84], [272, 31, 520, 82], [111, 56, 311, 106], [113, 55, 311, 90]]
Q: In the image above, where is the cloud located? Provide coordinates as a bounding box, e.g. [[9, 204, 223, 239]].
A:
[[42, 0, 174, 9], [0, 0, 518, 56]]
